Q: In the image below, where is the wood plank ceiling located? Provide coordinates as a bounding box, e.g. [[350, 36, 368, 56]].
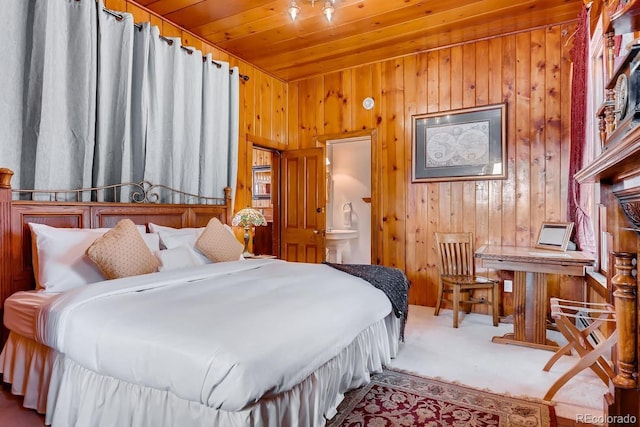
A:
[[132, 0, 584, 82]]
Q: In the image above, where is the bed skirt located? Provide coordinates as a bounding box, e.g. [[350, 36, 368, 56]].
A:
[[46, 313, 400, 427], [0, 330, 55, 414]]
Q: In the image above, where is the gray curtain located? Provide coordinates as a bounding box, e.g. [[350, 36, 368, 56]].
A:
[[143, 28, 203, 203], [1, 0, 97, 198], [228, 67, 240, 206], [94, 7, 135, 201], [143, 33, 239, 203], [1, 0, 239, 204]]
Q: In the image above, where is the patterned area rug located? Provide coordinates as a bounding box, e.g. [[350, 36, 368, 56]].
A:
[[327, 369, 556, 427]]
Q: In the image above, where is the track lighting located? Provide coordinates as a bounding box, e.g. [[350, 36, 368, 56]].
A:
[[288, 0, 338, 23]]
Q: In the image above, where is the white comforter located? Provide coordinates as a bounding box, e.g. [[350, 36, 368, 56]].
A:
[[37, 259, 392, 412]]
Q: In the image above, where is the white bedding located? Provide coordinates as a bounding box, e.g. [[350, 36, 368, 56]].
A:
[[38, 259, 393, 413]]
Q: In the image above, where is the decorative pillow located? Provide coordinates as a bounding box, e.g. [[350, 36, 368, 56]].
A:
[[195, 218, 244, 262], [29, 223, 157, 292], [156, 246, 205, 272], [86, 219, 160, 280]]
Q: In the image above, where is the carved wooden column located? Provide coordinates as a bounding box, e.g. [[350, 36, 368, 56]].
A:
[[599, 114, 607, 146], [606, 32, 616, 81], [0, 168, 14, 346], [611, 252, 638, 389], [605, 89, 617, 136]]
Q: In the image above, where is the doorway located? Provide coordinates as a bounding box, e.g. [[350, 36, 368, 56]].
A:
[[277, 129, 379, 265], [326, 136, 372, 264], [314, 129, 380, 265], [250, 146, 280, 257]]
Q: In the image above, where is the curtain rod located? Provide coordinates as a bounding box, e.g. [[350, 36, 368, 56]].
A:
[[102, 8, 249, 82]]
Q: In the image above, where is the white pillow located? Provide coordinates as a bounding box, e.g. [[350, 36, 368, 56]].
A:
[[141, 232, 161, 253], [149, 224, 209, 263], [29, 223, 156, 293], [148, 223, 200, 247], [156, 246, 205, 272], [148, 222, 241, 262]]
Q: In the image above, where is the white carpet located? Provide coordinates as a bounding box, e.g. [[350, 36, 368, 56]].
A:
[[388, 305, 608, 422]]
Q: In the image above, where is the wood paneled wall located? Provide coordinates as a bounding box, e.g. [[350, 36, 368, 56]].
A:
[[289, 23, 582, 310], [104, 0, 288, 212], [103, 4, 582, 311]]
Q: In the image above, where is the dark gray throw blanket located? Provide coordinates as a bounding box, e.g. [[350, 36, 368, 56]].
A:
[[323, 262, 409, 341]]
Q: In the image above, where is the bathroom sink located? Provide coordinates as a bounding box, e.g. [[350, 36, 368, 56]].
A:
[[326, 229, 358, 240], [325, 230, 357, 264]]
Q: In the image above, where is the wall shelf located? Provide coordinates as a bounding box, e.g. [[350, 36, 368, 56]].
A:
[[575, 124, 640, 183], [606, 44, 640, 90], [607, 0, 640, 34]]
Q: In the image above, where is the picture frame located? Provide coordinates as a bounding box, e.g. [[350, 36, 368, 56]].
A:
[[412, 104, 507, 182], [535, 222, 574, 252]]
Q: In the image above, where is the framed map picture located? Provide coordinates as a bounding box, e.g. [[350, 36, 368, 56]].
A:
[[412, 104, 507, 182]]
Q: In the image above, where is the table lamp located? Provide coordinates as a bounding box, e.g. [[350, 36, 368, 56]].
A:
[[231, 207, 267, 256]]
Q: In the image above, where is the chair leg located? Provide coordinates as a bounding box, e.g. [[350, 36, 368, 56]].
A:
[[464, 290, 472, 314], [434, 280, 444, 316], [453, 286, 460, 328], [492, 285, 499, 327]]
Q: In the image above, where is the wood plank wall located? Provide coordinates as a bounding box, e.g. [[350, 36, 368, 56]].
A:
[[103, 0, 288, 213], [288, 23, 583, 311], [101, 4, 582, 311]]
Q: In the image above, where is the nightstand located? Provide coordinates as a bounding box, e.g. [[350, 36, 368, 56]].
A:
[[243, 254, 277, 259]]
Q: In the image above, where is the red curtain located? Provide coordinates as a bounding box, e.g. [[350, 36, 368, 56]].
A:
[[568, 5, 596, 253]]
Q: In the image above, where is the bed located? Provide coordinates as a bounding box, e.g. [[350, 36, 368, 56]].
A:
[[0, 169, 405, 426]]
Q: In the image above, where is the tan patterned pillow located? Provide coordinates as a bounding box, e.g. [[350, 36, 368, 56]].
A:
[[195, 218, 244, 262], [87, 219, 160, 279]]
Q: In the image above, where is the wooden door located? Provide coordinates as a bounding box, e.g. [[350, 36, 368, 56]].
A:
[[281, 148, 326, 263]]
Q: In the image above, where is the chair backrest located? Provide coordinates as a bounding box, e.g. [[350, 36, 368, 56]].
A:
[[435, 232, 475, 276]]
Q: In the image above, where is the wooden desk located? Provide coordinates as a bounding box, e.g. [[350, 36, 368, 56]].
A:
[[475, 245, 595, 351]]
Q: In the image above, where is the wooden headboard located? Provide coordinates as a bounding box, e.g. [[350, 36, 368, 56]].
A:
[[0, 168, 232, 346]]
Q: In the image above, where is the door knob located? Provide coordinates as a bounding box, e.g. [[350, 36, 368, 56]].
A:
[[316, 207, 325, 213]]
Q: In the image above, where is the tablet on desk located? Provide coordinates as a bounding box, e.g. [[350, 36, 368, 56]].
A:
[[534, 222, 574, 252]]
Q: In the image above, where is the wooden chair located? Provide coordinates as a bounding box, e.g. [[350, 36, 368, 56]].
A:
[[434, 232, 499, 328], [543, 298, 617, 401]]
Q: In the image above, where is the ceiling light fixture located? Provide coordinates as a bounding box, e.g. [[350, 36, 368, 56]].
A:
[[288, 0, 337, 23], [287, 0, 301, 21], [322, 1, 335, 22]]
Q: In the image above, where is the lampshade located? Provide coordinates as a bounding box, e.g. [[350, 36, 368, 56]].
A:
[[232, 207, 267, 257], [232, 207, 267, 228]]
